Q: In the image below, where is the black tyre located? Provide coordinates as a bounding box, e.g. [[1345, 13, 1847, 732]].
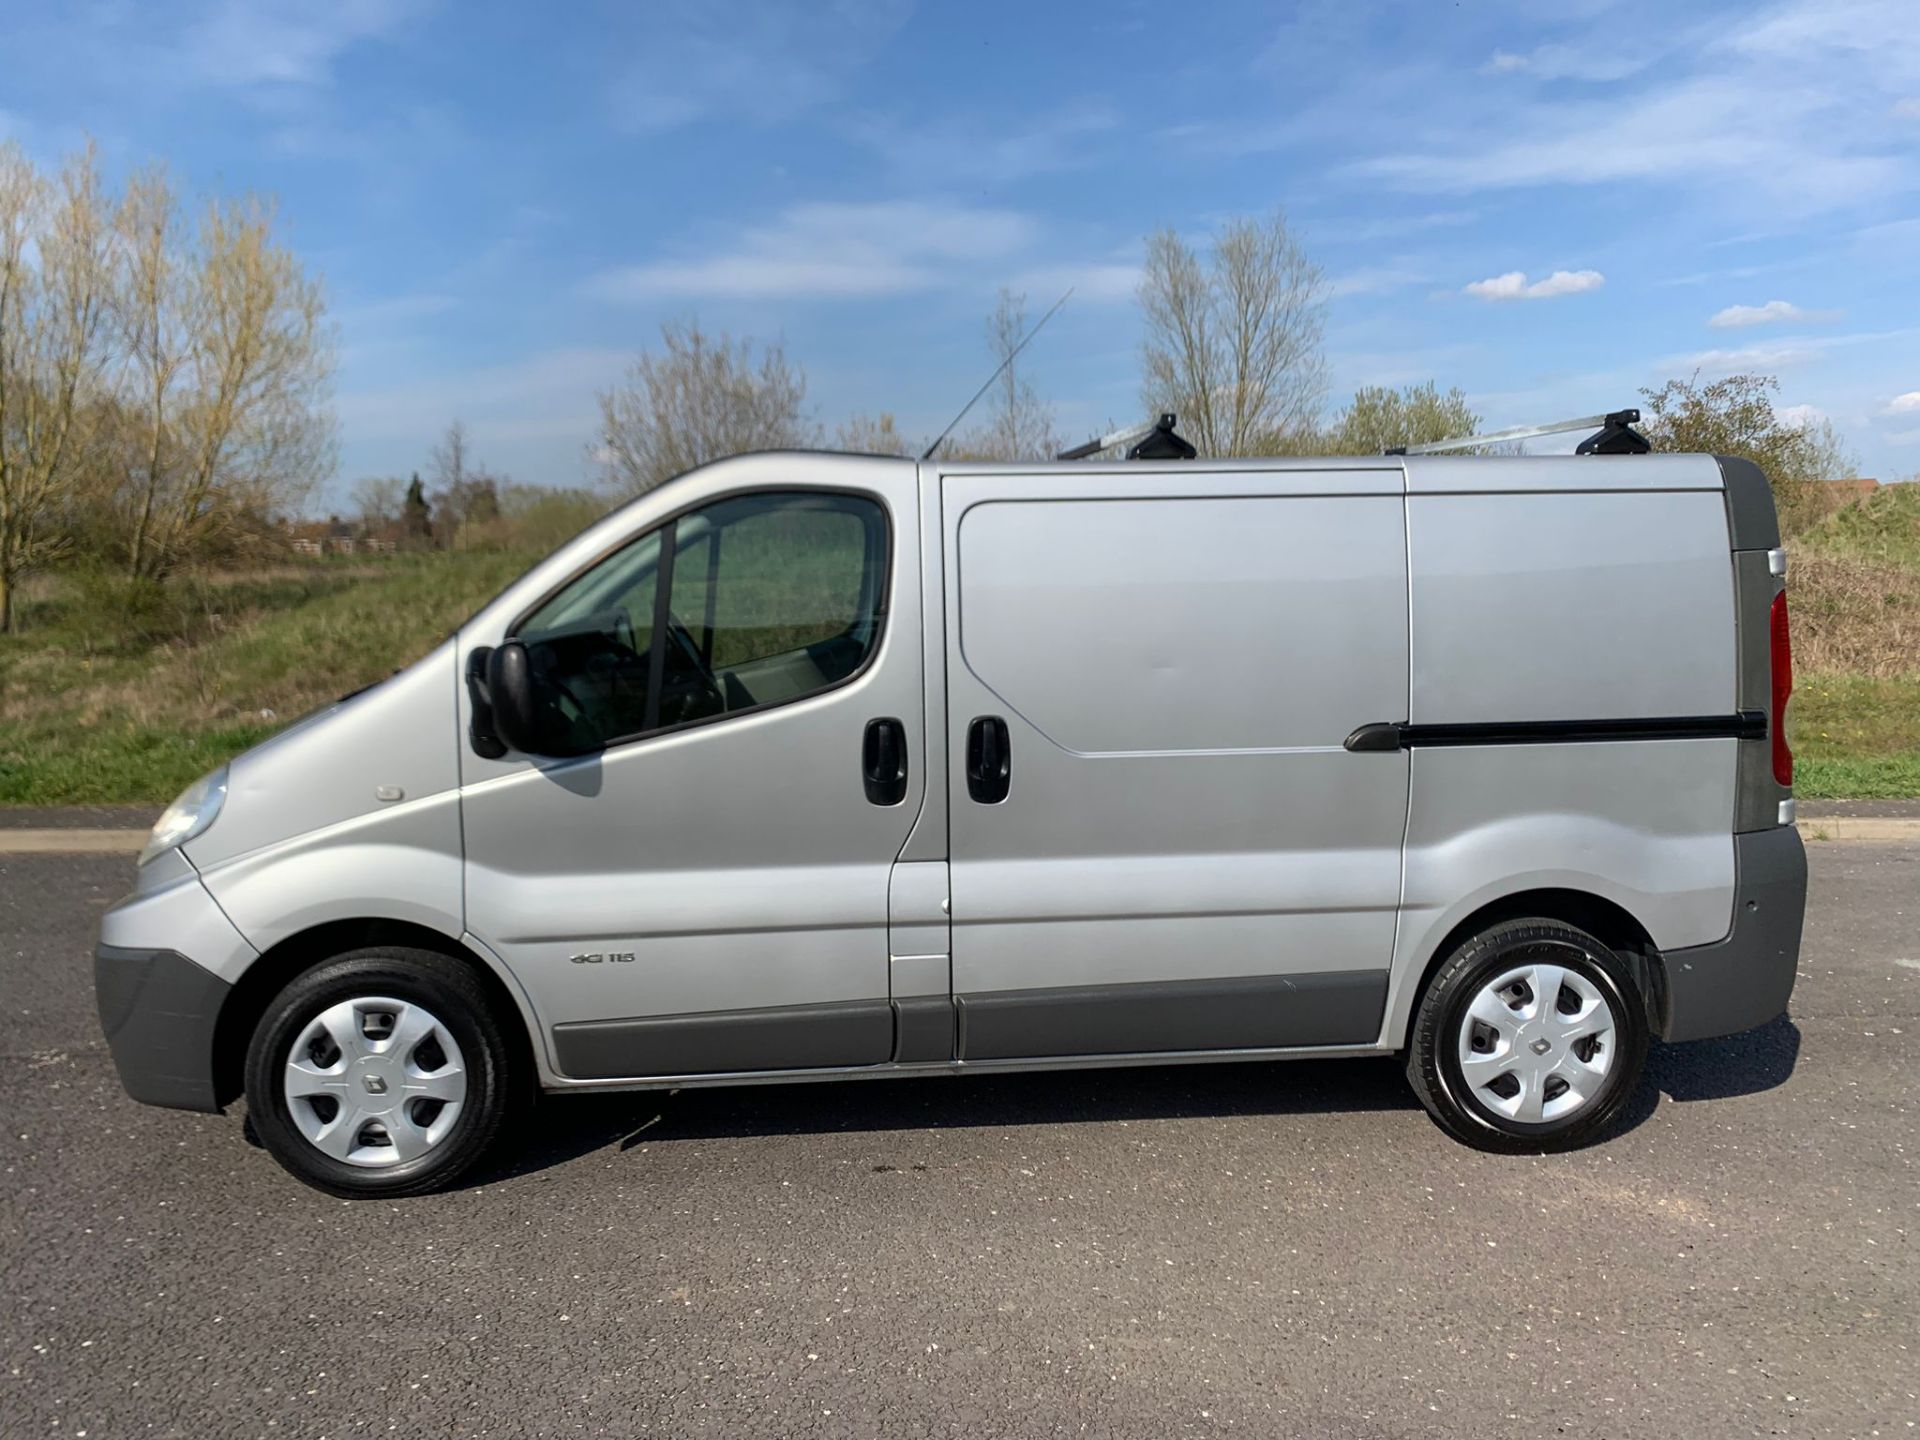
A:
[[1406, 918, 1648, 1153], [244, 947, 525, 1198]]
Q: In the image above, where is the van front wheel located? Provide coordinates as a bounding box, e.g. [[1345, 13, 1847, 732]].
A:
[[243, 948, 524, 1197], [1406, 919, 1648, 1152]]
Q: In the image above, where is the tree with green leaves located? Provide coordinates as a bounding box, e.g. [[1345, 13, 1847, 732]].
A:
[[1637, 373, 1853, 534], [402, 473, 432, 543], [1317, 382, 1480, 456]]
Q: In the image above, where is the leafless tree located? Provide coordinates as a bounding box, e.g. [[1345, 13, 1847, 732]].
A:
[[833, 412, 913, 456], [955, 288, 1059, 462], [596, 320, 816, 498], [0, 142, 114, 632], [429, 419, 501, 542], [1138, 212, 1327, 457], [349, 475, 405, 531], [111, 168, 334, 580]]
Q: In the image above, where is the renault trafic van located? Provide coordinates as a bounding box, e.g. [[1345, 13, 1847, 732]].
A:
[[97, 448, 1806, 1196]]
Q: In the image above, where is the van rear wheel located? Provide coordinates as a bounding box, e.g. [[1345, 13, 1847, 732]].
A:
[[1406, 919, 1648, 1152], [243, 948, 524, 1198]]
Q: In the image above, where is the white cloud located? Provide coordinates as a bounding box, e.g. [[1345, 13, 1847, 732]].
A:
[[1708, 299, 1841, 328], [183, 0, 418, 88], [335, 347, 630, 444], [1677, 342, 1824, 372], [583, 201, 1038, 302], [1479, 43, 1646, 82], [849, 102, 1120, 183], [1328, 265, 1432, 299], [1465, 269, 1605, 301], [1669, 328, 1918, 377], [1356, 0, 1920, 213], [1008, 262, 1141, 305], [607, 0, 910, 132], [1777, 403, 1828, 428], [1887, 391, 1920, 414]]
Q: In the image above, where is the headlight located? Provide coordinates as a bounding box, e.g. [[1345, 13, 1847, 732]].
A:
[[139, 766, 229, 867]]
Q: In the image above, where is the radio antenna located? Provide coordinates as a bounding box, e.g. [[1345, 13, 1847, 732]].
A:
[[919, 288, 1072, 461]]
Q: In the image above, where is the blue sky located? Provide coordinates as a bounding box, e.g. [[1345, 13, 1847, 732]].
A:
[[2, 0, 1916, 504]]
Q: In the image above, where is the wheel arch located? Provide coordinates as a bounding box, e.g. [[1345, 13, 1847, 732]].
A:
[[211, 917, 542, 1108], [1392, 888, 1665, 1051]]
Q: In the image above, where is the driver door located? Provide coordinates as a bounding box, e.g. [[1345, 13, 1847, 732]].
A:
[[459, 469, 924, 1081]]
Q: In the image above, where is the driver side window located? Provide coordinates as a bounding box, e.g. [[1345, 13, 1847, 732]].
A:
[[514, 490, 888, 755]]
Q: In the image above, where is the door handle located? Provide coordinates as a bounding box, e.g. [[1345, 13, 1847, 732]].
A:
[[862, 717, 908, 806], [966, 715, 1011, 804]]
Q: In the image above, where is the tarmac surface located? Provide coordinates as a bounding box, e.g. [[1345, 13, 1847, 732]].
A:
[[1, 841, 1914, 1438]]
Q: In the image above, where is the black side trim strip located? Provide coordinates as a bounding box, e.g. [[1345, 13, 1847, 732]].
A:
[[552, 999, 894, 1079], [1345, 712, 1765, 752], [956, 971, 1387, 1061]]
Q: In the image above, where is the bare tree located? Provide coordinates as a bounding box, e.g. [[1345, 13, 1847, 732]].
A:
[[596, 320, 816, 498], [955, 288, 1059, 462], [833, 412, 913, 456], [429, 419, 502, 543], [112, 169, 334, 580], [0, 142, 113, 632], [349, 475, 405, 532], [1138, 212, 1327, 457]]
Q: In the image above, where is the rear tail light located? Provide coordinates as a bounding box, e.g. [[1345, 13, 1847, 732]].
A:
[[1769, 589, 1793, 787]]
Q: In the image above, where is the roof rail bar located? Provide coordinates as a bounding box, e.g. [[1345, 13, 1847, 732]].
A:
[[1386, 407, 1650, 456], [1058, 413, 1196, 462]]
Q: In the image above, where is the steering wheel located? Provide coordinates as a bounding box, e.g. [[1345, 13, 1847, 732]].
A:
[[611, 608, 639, 658], [659, 608, 726, 719]]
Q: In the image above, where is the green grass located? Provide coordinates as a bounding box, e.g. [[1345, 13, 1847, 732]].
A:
[[2, 484, 1917, 805], [0, 551, 535, 805], [1789, 671, 1920, 800], [1796, 482, 1920, 575]]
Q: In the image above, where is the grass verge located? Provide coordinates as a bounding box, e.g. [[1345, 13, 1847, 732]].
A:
[[0, 552, 532, 805]]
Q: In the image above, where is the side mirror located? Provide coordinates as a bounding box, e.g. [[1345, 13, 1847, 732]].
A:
[[486, 640, 546, 756], [464, 647, 507, 759]]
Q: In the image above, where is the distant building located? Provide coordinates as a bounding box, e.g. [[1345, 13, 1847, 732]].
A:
[[1825, 478, 1879, 503], [284, 515, 397, 557]]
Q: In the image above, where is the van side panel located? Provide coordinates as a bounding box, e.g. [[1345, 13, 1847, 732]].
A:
[[1381, 739, 1738, 1043], [1380, 473, 1741, 1047], [1407, 491, 1737, 724], [944, 472, 1411, 1058], [188, 644, 468, 958]]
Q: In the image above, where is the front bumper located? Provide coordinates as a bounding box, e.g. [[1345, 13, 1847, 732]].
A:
[[95, 945, 232, 1113], [1659, 825, 1808, 1043]]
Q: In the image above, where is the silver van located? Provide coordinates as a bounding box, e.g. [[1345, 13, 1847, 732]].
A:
[[96, 448, 1806, 1196]]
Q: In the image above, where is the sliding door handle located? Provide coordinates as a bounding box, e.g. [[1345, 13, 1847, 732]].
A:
[[862, 717, 908, 806], [965, 715, 1011, 804]]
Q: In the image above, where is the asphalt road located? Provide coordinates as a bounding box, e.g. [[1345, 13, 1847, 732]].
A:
[[2, 844, 1914, 1439]]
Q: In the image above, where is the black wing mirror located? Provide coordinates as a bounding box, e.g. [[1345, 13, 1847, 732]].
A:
[[485, 640, 545, 756], [464, 647, 506, 759]]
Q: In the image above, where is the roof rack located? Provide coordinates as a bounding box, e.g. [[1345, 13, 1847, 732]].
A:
[[1385, 408, 1651, 457], [1058, 413, 1197, 462]]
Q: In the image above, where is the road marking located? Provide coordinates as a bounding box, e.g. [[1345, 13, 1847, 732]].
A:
[[0, 829, 148, 855], [1798, 818, 1920, 843], [1896, 958, 1920, 972]]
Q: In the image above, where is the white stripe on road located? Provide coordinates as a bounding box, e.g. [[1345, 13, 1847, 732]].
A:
[[0, 829, 150, 854]]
